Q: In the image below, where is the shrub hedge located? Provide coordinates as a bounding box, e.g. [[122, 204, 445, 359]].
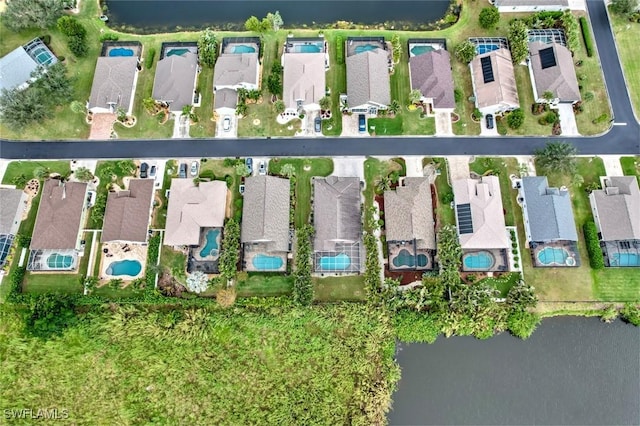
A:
[[583, 221, 604, 269], [145, 47, 156, 69], [336, 36, 344, 65], [579, 17, 594, 57]]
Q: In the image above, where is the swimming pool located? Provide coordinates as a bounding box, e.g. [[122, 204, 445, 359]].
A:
[[318, 253, 351, 270], [537, 247, 571, 266], [109, 48, 134, 57], [392, 249, 428, 268], [463, 251, 495, 270], [32, 47, 55, 65], [610, 252, 640, 267], [292, 43, 323, 53], [199, 229, 221, 258], [410, 45, 435, 56], [355, 44, 380, 54], [476, 44, 499, 55], [252, 254, 284, 270], [47, 253, 74, 269], [167, 48, 190, 57], [233, 45, 256, 54], [106, 259, 142, 276]]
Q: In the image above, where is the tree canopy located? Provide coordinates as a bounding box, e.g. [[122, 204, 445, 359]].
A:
[[479, 7, 500, 29], [2, 0, 66, 31], [198, 29, 218, 67], [508, 20, 529, 64], [534, 141, 578, 175], [455, 40, 476, 64]]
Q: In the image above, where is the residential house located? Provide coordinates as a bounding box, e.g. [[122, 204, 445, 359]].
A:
[[469, 47, 519, 115], [164, 179, 227, 247], [345, 38, 391, 114], [453, 176, 510, 272], [28, 179, 89, 271], [408, 48, 455, 113], [282, 39, 326, 114], [384, 177, 436, 271], [589, 176, 640, 267], [0, 188, 27, 267], [312, 176, 362, 273], [518, 176, 579, 267], [152, 43, 199, 112], [0, 38, 57, 92], [88, 56, 139, 115], [101, 179, 154, 243], [213, 38, 260, 93], [213, 88, 238, 118], [241, 176, 290, 272], [528, 40, 580, 104]]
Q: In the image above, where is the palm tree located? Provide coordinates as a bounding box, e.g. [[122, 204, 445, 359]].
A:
[[534, 142, 578, 176], [273, 99, 285, 114], [280, 163, 296, 178], [74, 167, 94, 182], [388, 100, 400, 115], [33, 166, 51, 180], [319, 96, 331, 111], [143, 97, 157, 114], [109, 278, 124, 290], [375, 175, 392, 194], [409, 89, 422, 105]]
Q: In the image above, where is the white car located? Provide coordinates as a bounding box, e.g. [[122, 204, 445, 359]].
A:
[[223, 116, 231, 132], [190, 161, 198, 177], [258, 161, 266, 175]]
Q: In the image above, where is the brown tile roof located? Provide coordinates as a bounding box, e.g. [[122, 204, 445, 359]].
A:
[[88, 57, 138, 112], [164, 179, 228, 246], [590, 176, 640, 241], [409, 49, 455, 109], [241, 176, 290, 253], [30, 180, 88, 250], [152, 51, 198, 110], [528, 41, 580, 102], [384, 177, 436, 250], [346, 49, 391, 109], [101, 179, 154, 243], [283, 52, 326, 110], [470, 48, 519, 110]]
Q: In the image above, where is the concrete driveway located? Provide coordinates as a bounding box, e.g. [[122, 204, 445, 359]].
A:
[[447, 156, 471, 181], [333, 156, 365, 180], [341, 114, 368, 137], [601, 155, 623, 176], [555, 104, 579, 136], [216, 114, 237, 138], [404, 156, 425, 177], [435, 111, 453, 135], [172, 113, 191, 138], [479, 114, 499, 136]]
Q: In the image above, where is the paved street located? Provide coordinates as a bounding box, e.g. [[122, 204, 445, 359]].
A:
[[0, 1, 637, 160]]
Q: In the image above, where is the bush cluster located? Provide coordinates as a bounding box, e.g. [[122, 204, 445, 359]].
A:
[[145, 47, 156, 69], [218, 218, 240, 281], [293, 226, 314, 305], [57, 16, 88, 57], [583, 221, 604, 269], [579, 17, 594, 57], [336, 36, 344, 65]]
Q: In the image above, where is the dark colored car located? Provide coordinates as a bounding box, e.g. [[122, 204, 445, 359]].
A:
[[314, 116, 322, 133], [358, 114, 366, 133], [140, 162, 148, 178], [179, 163, 187, 178], [486, 114, 494, 130], [149, 165, 156, 177], [245, 157, 253, 175]]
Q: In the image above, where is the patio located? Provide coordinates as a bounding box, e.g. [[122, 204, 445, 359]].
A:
[[530, 240, 580, 268], [388, 242, 435, 271], [99, 242, 148, 281]]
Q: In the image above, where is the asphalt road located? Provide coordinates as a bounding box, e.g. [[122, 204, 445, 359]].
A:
[[0, 0, 637, 160]]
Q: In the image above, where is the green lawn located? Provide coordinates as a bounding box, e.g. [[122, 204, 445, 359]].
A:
[[368, 110, 435, 135], [268, 158, 334, 227], [159, 245, 187, 285], [592, 268, 640, 301], [423, 157, 454, 227], [620, 156, 640, 178], [236, 274, 294, 297], [321, 32, 345, 136], [190, 67, 216, 138], [478, 272, 521, 298], [313, 275, 367, 302], [1, 161, 71, 187], [610, 11, 640, 118]]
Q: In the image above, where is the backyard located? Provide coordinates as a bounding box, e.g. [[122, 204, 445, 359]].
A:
[[423, 157, 454, 227]]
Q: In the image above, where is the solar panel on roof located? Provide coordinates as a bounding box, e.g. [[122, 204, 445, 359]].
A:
[[480, 56, 494, 84], [539, 46, 557, 69], [456, 203, 474, 234]]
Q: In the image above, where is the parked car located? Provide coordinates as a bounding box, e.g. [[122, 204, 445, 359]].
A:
[[223, 116, 231, 131], [179, 163, 187, 178], [245, 157, 253, 175], [258, 161, 266, 175], [140, 162, 148, 178], [149, 165, 156, 177], [239, 184, 245, 195], [314, 116, 322, 133], [190, 161, 198, 177], [486, 114, 494, 130], [358, 114, 366, 133]]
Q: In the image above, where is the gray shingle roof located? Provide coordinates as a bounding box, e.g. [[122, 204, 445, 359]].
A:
[[521, 176, 578, 242], [0, 188, 25, 235], [528, 41, 580, 102], [283, 52, 326, 110], [0, 47, 39, 91], [346, 49, 390, 109], [88, 57, 138, 111], [102, 179, 154, 243], [409, 49, 455, 109], [241, 176, 290, 253], [214, 88, 238, 110], [152, 51, 198, 110], [31, 180, 88, 250], [590, 176, 640, 241], [384, 177, 436, 250], [313, 176, 362, 252], [213, 53, 258, 87]]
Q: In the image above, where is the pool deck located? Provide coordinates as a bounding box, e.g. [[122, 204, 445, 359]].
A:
[[99, 241, 147, 281], [346, 39, 389, 58], [462, 249, 509, 272], [388, 243, 434, 271], [530, 241, 580, 268], [242, 248, 287, 272]]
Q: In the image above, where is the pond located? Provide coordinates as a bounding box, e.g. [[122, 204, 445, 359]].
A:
[[105, 0, 452, 32], [389, 317, 640, 425]]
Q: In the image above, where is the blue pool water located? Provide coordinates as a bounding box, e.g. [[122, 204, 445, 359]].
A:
[[610, 252, 640, 267], [33, 47, 55, 65], [463, 251, 495, 270], [476, 44, 499, 55], [233, 45, 256, 53], [199, 229, 220, 258], [293, 43, 322, 53], [318, 253, 351, 270], [393, 249, 428, 268], [47, 253, 74, 269], [537, 247, 570, 266], [167, 48, 190, 57], [106, 259, 142, 276], [252, 254, 284, 270], [410, 45, 435, 56], [355, 44, 380, 54], [109, 48, 134, 57]]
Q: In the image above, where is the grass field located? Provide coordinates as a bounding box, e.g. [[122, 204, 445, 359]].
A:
[[610, 11, 640, 118], [236, 274, 293, 297], [620, 156, 640, 177], [159, 246, 187, 285], [1, 161, 71, 187], [268, 158, 334, 227], [190, 67, 216, 138], [313, 275, 367, 302]]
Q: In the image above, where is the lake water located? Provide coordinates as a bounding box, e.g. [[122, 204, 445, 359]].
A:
[[389, 317, 640, 425], [105, 0, 452, 31]]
